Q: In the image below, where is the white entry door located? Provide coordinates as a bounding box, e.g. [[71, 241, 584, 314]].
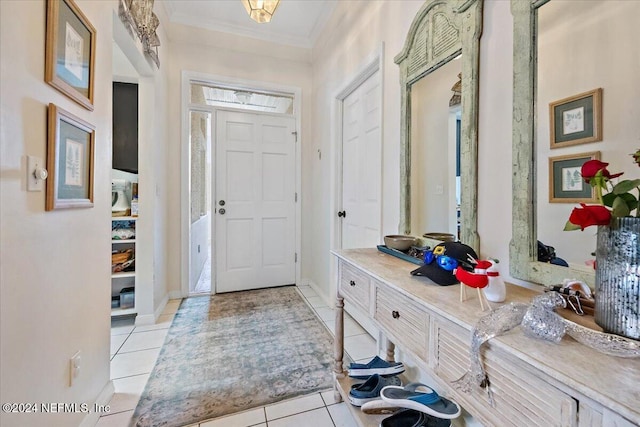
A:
[[215, 110, 296, 293], [341, 70, 382, 249]]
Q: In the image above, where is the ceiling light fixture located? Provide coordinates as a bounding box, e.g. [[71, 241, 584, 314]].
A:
[[241, 0, 280, 24]]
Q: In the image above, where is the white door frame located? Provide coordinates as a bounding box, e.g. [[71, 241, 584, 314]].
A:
[[180, 71, 302, 298], [329, 45, 384, 304]]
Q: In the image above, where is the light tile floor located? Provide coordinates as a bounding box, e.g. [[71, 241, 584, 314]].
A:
[[97, 284, 374, 427]]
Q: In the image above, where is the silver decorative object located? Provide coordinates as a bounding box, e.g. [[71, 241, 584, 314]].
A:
[[118, 0, 160, 68], [453, 291, 640, 405], [521, 292, 566, 343], [451, 302, 529, 399], [564, 320, 640, 358], [595, 217, 640, 340]]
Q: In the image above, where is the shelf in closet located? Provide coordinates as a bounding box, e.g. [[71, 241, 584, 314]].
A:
[[111, 307, 137, 317], [111, 271, 136, 279], [111, 215, 137, 317]]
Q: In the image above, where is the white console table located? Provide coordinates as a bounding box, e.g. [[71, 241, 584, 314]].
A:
[[332, 248, 640, 427]]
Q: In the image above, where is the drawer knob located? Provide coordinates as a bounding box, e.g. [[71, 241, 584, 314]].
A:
[[350, 280, 356, 287], [392, 310, 400, 319]]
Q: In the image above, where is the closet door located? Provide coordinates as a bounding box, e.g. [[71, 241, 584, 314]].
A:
[[340, 69, 382, 249]]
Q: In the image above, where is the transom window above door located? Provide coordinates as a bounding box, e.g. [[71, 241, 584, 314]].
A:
[[190, 83, 294, 114]]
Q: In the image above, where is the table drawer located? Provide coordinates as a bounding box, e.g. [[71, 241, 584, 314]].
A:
[[434, 318, 577, 427], [339, 261, 371, 312], [374, 284, 429, 363]]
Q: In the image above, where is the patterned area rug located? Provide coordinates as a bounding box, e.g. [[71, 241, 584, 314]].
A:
[[130, 286, 335, 427]]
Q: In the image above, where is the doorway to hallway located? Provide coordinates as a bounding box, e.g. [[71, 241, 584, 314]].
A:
[[185, 78, 301, 297]]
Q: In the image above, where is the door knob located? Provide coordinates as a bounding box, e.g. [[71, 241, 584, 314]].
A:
[[337, 210, 346, 218], [218, 208, 226, 215], [219, 200, 225, 206]]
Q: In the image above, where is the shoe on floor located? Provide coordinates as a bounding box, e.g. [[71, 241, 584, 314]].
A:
[[348, 374, 402, 407], [348, 356, 405, 379], [380, 383, 461, 419], [380, 409, 452, 427]]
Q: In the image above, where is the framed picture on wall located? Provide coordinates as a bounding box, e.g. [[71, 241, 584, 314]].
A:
[[549, 88, 602, 148], [45, 0, 96, 111], [46, 103, 95, 211], [548, 151, 600, 203]]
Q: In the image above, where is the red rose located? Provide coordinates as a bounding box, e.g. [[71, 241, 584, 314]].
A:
[[568, 204, 612, 230], [581, 160, 624, 183]]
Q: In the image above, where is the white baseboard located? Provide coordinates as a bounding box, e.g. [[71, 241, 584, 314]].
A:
[[302, 278, 331, 307], [79, 380, 114, 427], [302, 278, 378, 338], [135, 293, 170, 326], [169, 290, 184, 299], [344, 303, 379, 340]]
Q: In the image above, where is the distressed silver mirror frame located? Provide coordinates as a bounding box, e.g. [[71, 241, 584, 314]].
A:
[[510, 0, 595, 286], [395, 0, 483, 252]]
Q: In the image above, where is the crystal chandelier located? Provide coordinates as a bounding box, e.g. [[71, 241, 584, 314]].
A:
[[241, 0, 281, 24]]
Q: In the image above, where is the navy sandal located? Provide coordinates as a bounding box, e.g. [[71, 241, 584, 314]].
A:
[[380, 383, 461, 419], [348, 356, 405, 379]]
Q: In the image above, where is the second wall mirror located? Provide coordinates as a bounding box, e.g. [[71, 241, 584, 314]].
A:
[[510, 0, 639, 287]]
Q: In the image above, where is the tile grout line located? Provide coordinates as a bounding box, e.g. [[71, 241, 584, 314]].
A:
[[297, 285, 367, 371]]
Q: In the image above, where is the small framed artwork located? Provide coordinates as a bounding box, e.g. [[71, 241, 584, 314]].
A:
[[549, 88, 602, 148], [548, 151, 600, 203], [46, 103, 95, 211], [45, 0, 96, 111]]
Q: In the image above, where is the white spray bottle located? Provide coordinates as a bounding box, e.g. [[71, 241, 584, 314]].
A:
[[483, 259, 506, 303]]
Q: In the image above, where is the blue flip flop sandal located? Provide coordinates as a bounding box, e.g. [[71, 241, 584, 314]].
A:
[[380, 383, 461, 419]]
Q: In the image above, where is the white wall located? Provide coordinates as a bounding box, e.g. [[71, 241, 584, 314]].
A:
[[0, 0, 172, 424], [165, 23, 313, 295], [476, 0, 515, 277], [536, 0, 640, 266], [0, 1, 113, 425], [308, 0, 425, 300], [146, 4, 171, 315]]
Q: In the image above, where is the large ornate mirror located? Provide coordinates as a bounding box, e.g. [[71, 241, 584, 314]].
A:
[[510, 0, 639, 286], [396, 0, 483, 252]]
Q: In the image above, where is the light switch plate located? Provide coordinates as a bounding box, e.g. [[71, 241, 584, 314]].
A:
[[27, 155, 44, 192]]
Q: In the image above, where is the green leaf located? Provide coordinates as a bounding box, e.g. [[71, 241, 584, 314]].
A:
[[612, 195, 632, 217], [613, 179, 640, 194], [602, 192, 616, 208], [563, 220, 582, 231]]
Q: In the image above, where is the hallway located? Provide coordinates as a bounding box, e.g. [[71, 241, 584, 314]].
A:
[[100, 284, 375, 426]]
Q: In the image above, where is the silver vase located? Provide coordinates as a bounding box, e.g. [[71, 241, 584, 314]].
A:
[[595, 217, 640, 340]]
